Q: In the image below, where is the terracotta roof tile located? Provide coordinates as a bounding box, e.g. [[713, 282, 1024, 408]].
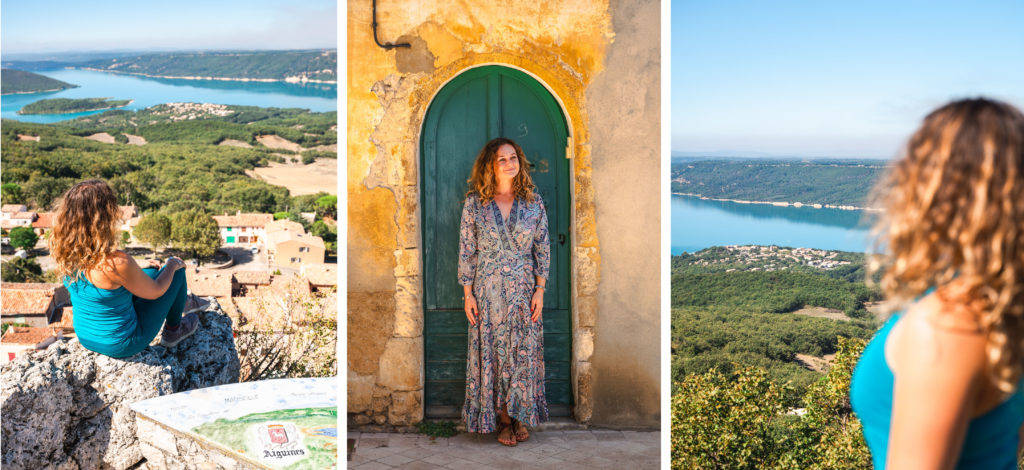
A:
[[1, 326, 56, 346], [12, 212, 36, 220], [213, 213, 274, 228], [267, 231, 325, 249], [1, 205, 27, 214], [301, 264, 337, 286], [31, 212, 55, 229], [184, 269, 232, 298], [1, 287, 57, 315], [232, 271, 271, 285], [264, 219, 304, 234], [48, 306, 74, 330]]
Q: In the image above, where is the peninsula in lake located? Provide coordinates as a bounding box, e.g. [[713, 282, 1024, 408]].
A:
[[19, 97, 132, 115], [1, 69, 78, 94]]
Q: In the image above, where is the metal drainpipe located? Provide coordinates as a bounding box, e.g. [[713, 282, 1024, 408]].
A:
[[372, 0, 411, 50]]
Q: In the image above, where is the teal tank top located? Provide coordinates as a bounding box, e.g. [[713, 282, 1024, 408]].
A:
[[851, 313, 1024, 469], [64, 275, 137, 351]]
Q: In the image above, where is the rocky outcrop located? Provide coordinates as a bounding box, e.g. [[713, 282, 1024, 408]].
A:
[[1, 306, 240, 470]]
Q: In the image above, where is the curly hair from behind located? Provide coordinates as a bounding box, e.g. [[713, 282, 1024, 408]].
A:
[[868, 98, 1024, 393], [466, 137, 537, 204], [50, 179, 122, 280]]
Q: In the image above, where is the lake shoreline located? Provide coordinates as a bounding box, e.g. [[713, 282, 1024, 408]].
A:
[[672, 192, 882, 212], [1, 85, 79, 95], [73, 67, 338, 85]]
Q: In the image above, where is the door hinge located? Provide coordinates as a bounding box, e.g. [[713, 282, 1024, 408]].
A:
[[566, 137, 573, 159]]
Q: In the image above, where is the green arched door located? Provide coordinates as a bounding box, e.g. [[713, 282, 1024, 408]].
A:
[[421, 65, 572, 418]]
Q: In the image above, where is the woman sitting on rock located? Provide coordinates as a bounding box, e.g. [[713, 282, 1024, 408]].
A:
[[51, 179, 208, 358]]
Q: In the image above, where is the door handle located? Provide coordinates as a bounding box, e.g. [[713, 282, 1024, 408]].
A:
[[558, 233, 566, 245]]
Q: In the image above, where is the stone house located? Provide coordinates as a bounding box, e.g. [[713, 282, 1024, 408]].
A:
[[31, 212, 55, 237], [301, 263, 337, 292], [1, 204, 30, 231], [212, 212, 274, 245], [348, 0, 660, 429], [0, 283, 71, 328], [231, 270, 272, 297], [266, 231, 325, 270]]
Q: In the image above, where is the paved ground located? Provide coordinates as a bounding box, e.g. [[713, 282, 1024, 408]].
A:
[[347, 430, 661, 469]]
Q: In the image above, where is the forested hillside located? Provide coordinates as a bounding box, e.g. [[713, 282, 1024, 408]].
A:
[[670, 159, 889, 207], [77, 50, 337, 82], [671, 246, 880, 468], [1, 68, 77, 94], [0, 104, 336, 215]]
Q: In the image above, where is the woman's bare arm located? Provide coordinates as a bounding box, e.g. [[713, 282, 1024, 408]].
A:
[[886, 296, 988, 470], [100, 252, 183, 300]]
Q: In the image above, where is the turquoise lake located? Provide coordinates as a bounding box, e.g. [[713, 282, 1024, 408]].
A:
[[671, 194, 874, 255], [1, 69, 337, 123]]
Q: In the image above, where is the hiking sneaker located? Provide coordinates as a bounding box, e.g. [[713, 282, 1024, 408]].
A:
[[161, 312, 199, 348], [184, 294, 212, 314]]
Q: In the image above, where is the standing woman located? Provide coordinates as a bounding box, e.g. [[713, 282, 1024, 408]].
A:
[[51, 179, 208, 358], [459, 137, 550, 446], [851, 99, 1024, 469]]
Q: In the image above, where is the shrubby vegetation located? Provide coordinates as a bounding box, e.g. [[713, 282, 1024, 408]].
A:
[[670, 159, 888, 207], [19, 97, 130, 115], [1, 69, 77, 94], [672, 338, 871, 469]]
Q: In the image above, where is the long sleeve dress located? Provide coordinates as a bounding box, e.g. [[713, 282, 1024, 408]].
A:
[[458, 192, 551, 433]]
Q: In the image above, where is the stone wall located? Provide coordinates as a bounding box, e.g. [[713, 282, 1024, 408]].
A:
[[348, 0, 657, 428], [587, 0, 661, 427]]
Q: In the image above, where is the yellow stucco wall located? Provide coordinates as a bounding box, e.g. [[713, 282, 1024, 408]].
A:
[[348, 0, 661, 428]]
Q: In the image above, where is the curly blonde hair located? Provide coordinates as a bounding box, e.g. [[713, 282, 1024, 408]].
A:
[[466, 137, 536, 204], [50, 179, 122, 280], [869, 98, 1024, 393]]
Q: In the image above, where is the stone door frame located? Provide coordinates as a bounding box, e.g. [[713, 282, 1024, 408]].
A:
[[404, 58, 600, 424]]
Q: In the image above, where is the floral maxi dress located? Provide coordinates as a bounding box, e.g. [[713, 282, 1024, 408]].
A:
[[458, 192, 551, 433]]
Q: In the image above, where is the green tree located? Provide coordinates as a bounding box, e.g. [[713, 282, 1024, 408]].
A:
[[1, 183, 23, 204], [120, 230, 131, 248], [1, 256, 45, 282], [134, 213, 172, 251], [672, 366, 791, 469], [9, 226, 38, 251], [310, 220, 336, 244], [314, 195, 336, 219], [274, 211, 298, 221], [170, 209, 221, 260]]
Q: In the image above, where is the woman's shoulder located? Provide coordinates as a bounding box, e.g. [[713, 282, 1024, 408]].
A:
[[889, 292, 988, 376]]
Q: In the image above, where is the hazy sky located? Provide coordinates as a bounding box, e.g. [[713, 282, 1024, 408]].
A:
[[672, 1, 1024, 158], [2, 0, 336, 55]]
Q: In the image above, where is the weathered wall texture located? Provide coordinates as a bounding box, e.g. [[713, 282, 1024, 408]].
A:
[[586, 0, 661, 427], [348, 0, 657, 428]]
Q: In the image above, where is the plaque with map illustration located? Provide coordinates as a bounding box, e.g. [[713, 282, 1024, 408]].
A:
[[130, 377, 337, 469]]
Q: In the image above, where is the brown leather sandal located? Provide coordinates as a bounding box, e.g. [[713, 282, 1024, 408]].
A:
[[512, 419, 529, 442], [497, 421, 517, 446]]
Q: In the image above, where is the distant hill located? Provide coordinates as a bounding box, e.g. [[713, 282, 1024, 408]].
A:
[[75, 50, 337, 83], [1, 69, 77, 94], [671, 158, 890, 208]]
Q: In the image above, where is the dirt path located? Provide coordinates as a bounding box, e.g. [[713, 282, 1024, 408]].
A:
[[125, 134, 147, 145], [247, 158, 337, 196], [17, 134, 40, 142], [85, 133, 115, 144], [219, 139, 253, 148], [256, 134, 302, 152], [793, 306, 850, 321], [795, 353, 836, 373]]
